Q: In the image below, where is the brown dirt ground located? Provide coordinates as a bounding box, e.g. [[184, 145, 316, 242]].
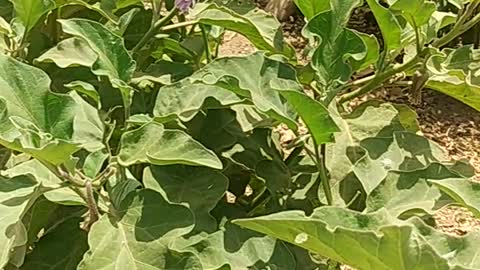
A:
[[220, 3, 480, 268]]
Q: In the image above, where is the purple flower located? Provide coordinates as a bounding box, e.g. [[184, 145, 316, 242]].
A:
[[175, 0, 195, 12]]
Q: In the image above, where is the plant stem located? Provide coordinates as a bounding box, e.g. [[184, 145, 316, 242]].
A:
[[306, 142, 333, 206], [200, 25, 212, 63], [315, 143, 333, 206], [131, 8, 179, 55], [434, 1, 480, 47], [338, 54, 422, 103], [83, 180, 100, 231], [160, 20, 199, 32], [214, 32, 224, 59]]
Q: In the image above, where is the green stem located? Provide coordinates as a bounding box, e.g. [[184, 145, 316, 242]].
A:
[[131, 8, 179, 55], [161, 20, 198, 32], [433, 1, 480, 47], [315, 143, 333, 206], [200, 25, 212, 63], [306, 142, 333, 205], [338, 54, 422, 103], [178, 14, 187, 38], [214, 32, 224, 59]]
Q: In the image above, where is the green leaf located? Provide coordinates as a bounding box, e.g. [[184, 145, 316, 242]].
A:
[[78, 190, 202, 270], [154, 80, 244, 122], [82, 149, 108, 178], [58, 19, 136, 82], [11, 0, 55, 31], [132, 61, 194, 86], [36, 38, 97, 68], [118, 122, 222, 169], [21, 196, 58, 247], [390, 0, 436, 27], [106, 168, 141, 210], [172, 223, 296, 269], [191, 3, 293, 57], [304, 0, 369, 100], [184, 108, 247, 153], [352, 131, 450, 194], [0, 55, 104, 165], [234, 207, 480, 270], [293, 0, 330, 20], [188, 53, 301, 129], [323, 101, 453, 205], [0, 174, 39, 268], [365, 0, 402, 50], [65, 81, 100, 106], [4, 159, 84, 205], [366, 163, 462, 217], [351, 31, 380, 71], [100, 0, 141, 13], [255, 159, 291, 195], [426, 47, 480, 112], [431, 179, 480, 218], [21, 217, 88, 270], [143, 165, 228, 233], [275, 89, 339, 145]]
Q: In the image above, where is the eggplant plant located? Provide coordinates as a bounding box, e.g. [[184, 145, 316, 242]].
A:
[[0, 0, 479, 269]]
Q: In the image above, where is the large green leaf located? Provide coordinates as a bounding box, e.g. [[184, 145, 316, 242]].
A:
[[155, 53, 304, 130], [36, 38, 97, 68], [184, 108, 247, 153], [234, 207, 480, 270], [432, 179, 480, 218], [188, 53, 301, 129], [426, 46, 480, 112], [365, 0, 401, 51], [58, 19, 135, 82], [191, 3, 292, 57], [0, 174, 40, 268], [10, 0, 55, 31], [304, 0, 372, 101], [3, 159, 84, 205], [172, 223, 296, 270], [153, 80, 244, 123], [21, 217, 88, 270], [323, 101, 457, 205], [390, 0, 436, 27], [78, 189, 202, 269], [118, 122, 222, 169], [275, 89, 339, 145], [58, 18, 136, 110], [0, 55, 104, 165], [143, 165, 228, 233], [293, 0, 329, 20], [366, 163, 462, 217]]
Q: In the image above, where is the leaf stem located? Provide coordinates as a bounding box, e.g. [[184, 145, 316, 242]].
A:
[[433, 1, 480, 47], [82, 180, 100, 231], [306, 142, 333, 205], [315, 143, 333, 205], [160, 20, 199, 31], [338, 54, 422, 104], [200, 25, 212, 63], [131, 7, 179, 55]]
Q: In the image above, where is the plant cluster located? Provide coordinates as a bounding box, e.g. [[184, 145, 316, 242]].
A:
[[0, 0, 479, 269]]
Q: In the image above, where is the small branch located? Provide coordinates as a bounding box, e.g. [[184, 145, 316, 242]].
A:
[[338, 54, 422, 104], [81, 180, 100, 231], [131, 8, 179, 55], [411, 17, 422, 54], [434, 1, 480, 47], [200, 25, 212, 63], [305, 143, 333, 205], [316, 143, 333, 205], [160, 20, 198, 32]]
